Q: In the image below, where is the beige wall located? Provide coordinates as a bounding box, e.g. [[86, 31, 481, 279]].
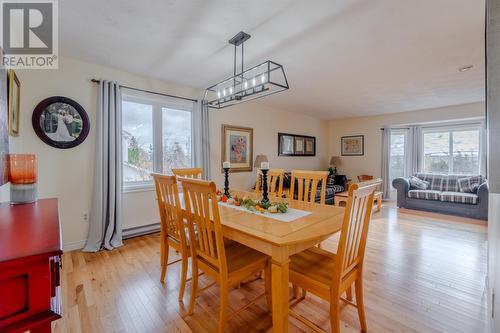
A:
[[0, 57, 328, 250], [327, 102, 485, 181]]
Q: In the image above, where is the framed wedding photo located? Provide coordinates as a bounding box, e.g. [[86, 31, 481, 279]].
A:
[[221, 124, 253, 172], [341, 135, 364, 156]]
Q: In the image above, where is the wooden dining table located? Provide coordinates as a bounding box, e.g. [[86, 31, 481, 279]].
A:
[[199, 190, 346, 332]]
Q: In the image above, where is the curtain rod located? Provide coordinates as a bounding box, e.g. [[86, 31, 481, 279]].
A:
[[91, 79, 198, 103], [380, 127, 410, 130]]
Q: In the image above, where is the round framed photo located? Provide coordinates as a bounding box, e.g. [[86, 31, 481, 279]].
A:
[[32, 96, 90, 149]]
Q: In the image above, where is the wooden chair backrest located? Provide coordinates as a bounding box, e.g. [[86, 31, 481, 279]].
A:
[[255, 168, 285, 197], [290, 170, 329, 204], [357, 174, 373, 182], [333, 182, 377, 284], [180, 178, 227, 276], [152, 173, 185, 245], [172, 167, 203, 179]]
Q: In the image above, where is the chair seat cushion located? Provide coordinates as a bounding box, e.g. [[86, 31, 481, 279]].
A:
[[408, 189, 441, 201], [290, 247, 337, 286], [440, 191, 478, 205]]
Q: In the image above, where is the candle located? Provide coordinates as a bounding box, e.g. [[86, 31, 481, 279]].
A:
[[223, 161, 231, 169], [260, 162, 269, 170]]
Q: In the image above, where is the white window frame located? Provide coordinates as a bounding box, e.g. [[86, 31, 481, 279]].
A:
[[420, 122, 484, 175], [121, 89, 195, 192], [390, 128, 411, 183]]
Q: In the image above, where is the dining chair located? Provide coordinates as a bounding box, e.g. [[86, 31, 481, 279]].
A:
[[172, 167, 203, 179], [180, 178, 271, 333], [255, 168, 285, 198], [288, 182, 377, 333], [357, 174, 373, 182], [290, 170, 329, 204], [152, 173, 190, 302]]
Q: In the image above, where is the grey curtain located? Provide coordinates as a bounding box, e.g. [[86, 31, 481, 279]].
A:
[[408, 125, 422, 175], [83, 80, 123, 252], [381, 126, 391, 199], [194, 100, 211, 179]]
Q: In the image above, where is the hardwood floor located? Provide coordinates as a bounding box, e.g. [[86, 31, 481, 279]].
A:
[[53, 206, 488, 333]]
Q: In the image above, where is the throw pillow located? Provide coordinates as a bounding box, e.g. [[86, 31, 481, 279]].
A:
[[409, 176, 430, 190], [458, 176, 483, 193]]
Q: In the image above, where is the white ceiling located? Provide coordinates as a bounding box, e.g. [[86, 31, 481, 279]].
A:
[[60, 0, 485, 119]]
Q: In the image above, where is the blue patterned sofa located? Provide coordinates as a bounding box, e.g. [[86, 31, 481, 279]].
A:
[[392, 173, 488, 220]]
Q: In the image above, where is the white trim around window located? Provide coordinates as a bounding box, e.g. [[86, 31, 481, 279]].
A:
[[121, 88, 196, 192]]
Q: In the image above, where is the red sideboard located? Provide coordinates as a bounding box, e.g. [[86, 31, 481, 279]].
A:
[[0, 199, 62, 333]]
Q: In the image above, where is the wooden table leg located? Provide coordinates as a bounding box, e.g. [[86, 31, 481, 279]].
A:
[[271, 258, 289, 332]]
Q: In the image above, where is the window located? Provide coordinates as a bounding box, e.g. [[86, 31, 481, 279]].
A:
[[422, 126, 481, 175], [121, 90, 194, 189], [390, 130, 407, 184]]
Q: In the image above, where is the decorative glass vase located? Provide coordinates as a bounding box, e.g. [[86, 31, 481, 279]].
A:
[[8, 154, 38, 204]]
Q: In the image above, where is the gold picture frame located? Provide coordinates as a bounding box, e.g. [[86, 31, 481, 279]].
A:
[[8, 70, 20, 136], [221, 124, 253, 173]]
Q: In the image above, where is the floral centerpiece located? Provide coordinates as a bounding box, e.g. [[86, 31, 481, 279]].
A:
[[216, 190, 288, 214]]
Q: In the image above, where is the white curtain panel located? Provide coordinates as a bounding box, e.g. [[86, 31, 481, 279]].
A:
[[83, 80, 123, 252], [381, 126, 392, 199], [193, 100, 211, 179]]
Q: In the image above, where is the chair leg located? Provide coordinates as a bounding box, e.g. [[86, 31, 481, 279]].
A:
[[160, 240, 168, 283], [354, 279, 367, 333], [178, 255, 188, 302], [345, 285, 353, 301], [292, 285, 300, 298], [218, 282, 229, 333], [188, 262, 199, 315], [264, 262, 272, 310], [330, 292, 341, 333]]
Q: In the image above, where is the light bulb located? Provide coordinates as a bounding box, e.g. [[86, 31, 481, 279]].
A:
[[217, 91, 221, 98], [252, 78, 256, 86], [229, 87, 233, 94], [243, 81, 248, 89], [261, 74, 266, 83], [222, 89, 226, 97]]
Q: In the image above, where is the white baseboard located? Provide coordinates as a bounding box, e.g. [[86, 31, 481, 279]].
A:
[[62, 223, 160, 252], [63, 239, 87, 251]]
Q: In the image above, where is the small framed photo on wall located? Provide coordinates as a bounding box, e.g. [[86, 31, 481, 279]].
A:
[[294, 136, 304, 154], [341, 135, 364, 156]]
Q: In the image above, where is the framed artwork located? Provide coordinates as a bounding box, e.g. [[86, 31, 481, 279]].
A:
[[278, 133, 294, 156], [7, 70, 20, 136], [341, 135, 364, 156], [0, 66, 8, 186], [278, 133, 316, 156], [304, 137, 315, 155], [294, 136, 304, 154], [221, 124, 253, 172], [32, 96, 90, 149]]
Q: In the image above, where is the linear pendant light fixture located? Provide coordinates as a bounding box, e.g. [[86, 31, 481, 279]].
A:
[[204, 31, 289, 109]]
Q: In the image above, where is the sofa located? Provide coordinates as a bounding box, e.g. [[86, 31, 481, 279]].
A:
[[392, 173, 488, 220], [283, 173, 347, 205]]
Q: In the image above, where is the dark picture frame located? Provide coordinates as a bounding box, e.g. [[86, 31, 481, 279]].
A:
[[278, 132, 316, 156], [32, 96, 90, 149], [341, 135, 364, 156]]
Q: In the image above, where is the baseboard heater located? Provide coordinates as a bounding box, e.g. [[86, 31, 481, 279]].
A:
[[123, 222, 161, 239]]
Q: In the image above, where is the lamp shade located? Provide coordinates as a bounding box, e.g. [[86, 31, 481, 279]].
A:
[[330, 156, 341, 166], [254, 154, 269, 167]]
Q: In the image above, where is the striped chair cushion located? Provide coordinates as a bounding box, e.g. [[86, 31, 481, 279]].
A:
[[331, 185, 344, 193], [408, 189, 441, 201], [458, 176, 483, 193], [440, 191, 478, 205]]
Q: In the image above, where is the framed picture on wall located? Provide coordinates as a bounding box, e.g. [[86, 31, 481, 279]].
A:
[[341, 135, 364, 156], [278, 133, 316, 156], [7, 70, 20, 136], [278, 133, 294, 155], [294, 136, 304, 154], [221, 124, 253, 172]]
